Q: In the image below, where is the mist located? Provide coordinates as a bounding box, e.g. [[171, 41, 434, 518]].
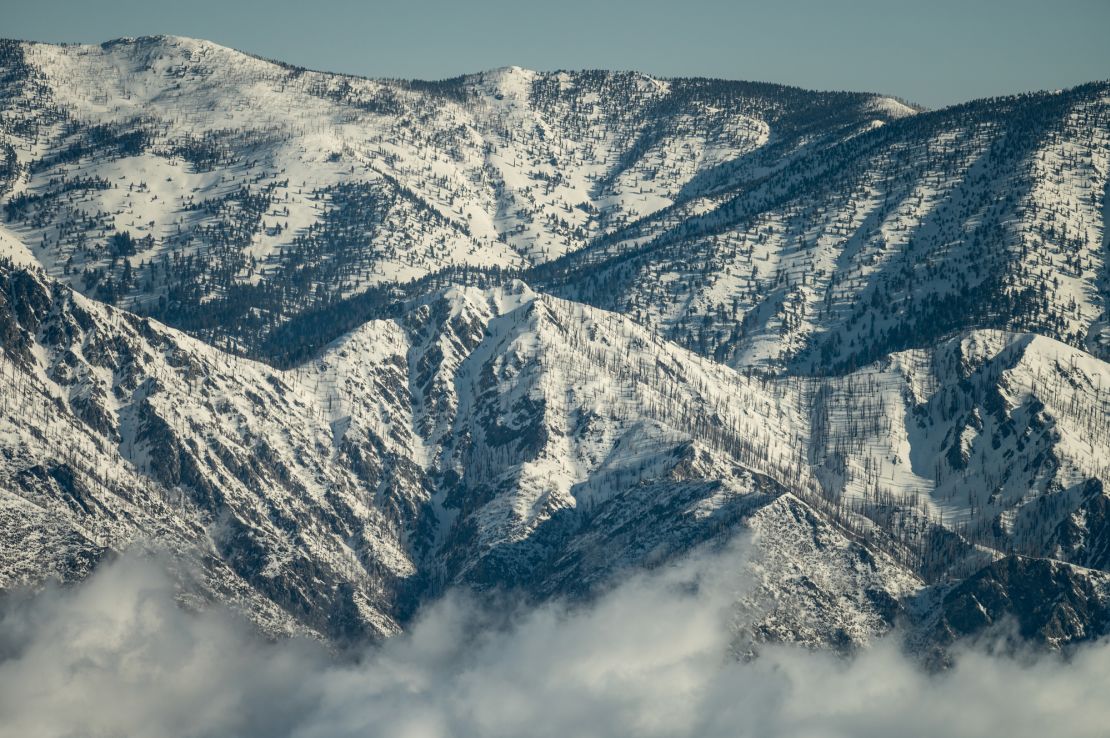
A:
[[2, 542, 1109, 738]]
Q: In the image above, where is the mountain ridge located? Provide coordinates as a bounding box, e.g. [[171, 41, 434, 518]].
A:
[[2, 252, 1108, 652], [1, 36, 1109, 656]]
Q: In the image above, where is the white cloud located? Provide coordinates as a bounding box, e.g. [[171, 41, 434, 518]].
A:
[[1, 542, 1108, 738]]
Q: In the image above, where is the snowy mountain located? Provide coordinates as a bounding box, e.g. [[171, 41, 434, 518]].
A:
[[0, 35, 913, 353], [1, 35, 1109, 655], [541, 81, 1110, 373]]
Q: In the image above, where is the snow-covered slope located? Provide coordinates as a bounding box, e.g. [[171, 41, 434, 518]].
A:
[[3, 254, 1108, 650], [2, 36, 1109, 655], [0, 259, 805, 641], [545, 82, 1110, 372], [3, 38, 1107, 377], [0, 36, 911, 352]]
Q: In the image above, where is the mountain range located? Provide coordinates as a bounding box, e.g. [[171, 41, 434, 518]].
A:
[[1, 35, 1109, 655]]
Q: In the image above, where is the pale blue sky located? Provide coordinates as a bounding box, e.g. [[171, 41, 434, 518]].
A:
[[3, 0, 1108, 108]]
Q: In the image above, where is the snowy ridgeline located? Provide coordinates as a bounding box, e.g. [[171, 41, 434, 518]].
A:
[[1, 36, 1110, 652], [2, 36, 918, 355], [1, 36, 1107, 376], [1, 252, 1109, 650]]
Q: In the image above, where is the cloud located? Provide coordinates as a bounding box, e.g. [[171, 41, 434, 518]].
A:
[[1, 542, 1109, 738]]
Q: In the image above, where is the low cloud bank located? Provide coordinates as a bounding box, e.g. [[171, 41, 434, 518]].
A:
[[2, 543, 1109, 738]]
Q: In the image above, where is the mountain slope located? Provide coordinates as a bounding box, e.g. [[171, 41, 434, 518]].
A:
[[1, 37, 1109, 656], [542, 82, 1110, 373], [0, 258, 806, 640], [0, 36, 912, 352], [3, 255, 1109, 651]]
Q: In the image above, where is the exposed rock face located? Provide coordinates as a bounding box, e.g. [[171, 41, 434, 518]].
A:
[[931, 556, 1110, 649]]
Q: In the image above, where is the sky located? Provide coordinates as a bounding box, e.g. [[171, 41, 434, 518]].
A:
[[2, 0, 1109, 109]]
